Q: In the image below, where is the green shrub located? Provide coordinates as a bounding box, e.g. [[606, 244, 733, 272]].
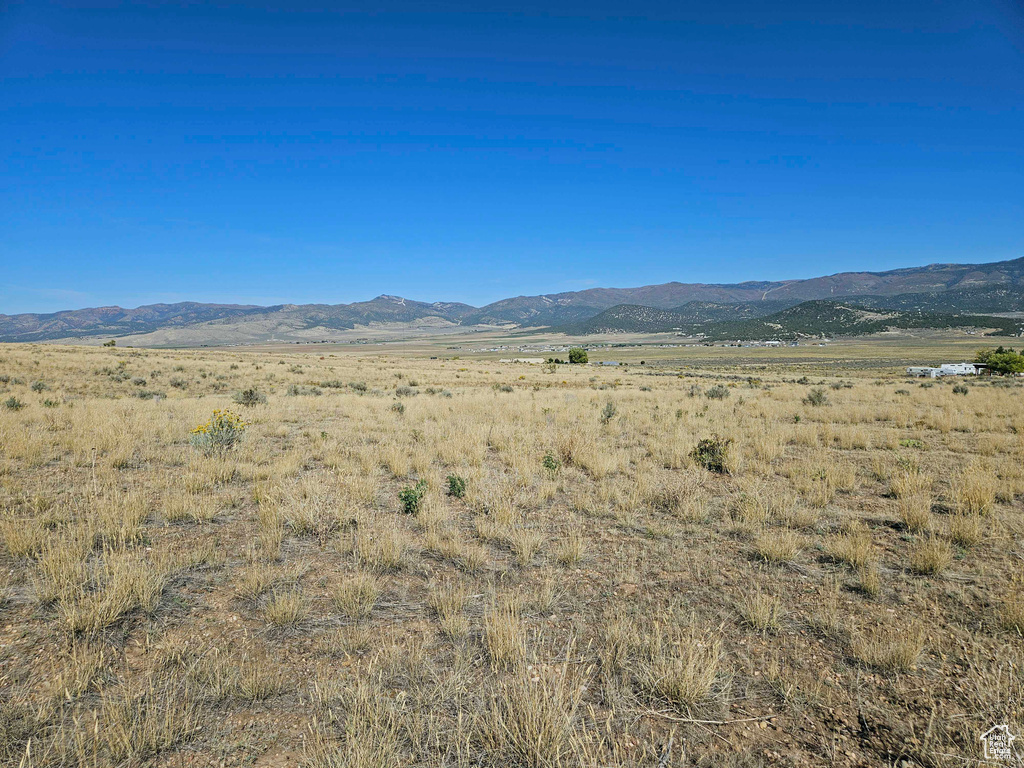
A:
[[4, 396, 25, 411], [952, 384, 969, 395], [286, 384, 322, 396], [600, 401, 617, 424], [542, 451, 561, 473], [233, 387, 267, 407], [803, 388, 829, 406], [30, 381, 48, 393], [190, 410, 246, 454], [692, 435, 732, 474], [446, 474, 467, 498], [568, 347, 588, 364], [399, 480, 428, 514], [391, 402, 405, 415], [705, 385, 730, 400]]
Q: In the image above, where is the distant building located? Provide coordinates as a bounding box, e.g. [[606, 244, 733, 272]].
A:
[[906, 363, 980, 378], [498, 358, 546, 364]]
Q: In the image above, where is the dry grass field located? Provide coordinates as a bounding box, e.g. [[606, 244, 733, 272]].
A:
[[1, 342, 1023, 767]]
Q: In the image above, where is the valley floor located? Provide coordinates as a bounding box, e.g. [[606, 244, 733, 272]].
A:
[[0, 342, 1022, 767]]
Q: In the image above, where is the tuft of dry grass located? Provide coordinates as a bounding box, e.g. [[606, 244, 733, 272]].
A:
[[637, 622, 725, 712], [890, 467, 932, 500], [331, 574, 381, 620], [164, 493, 217, 524], [824, 522, 873, 569], [950, 464, 998, 515], [508, 526, 544, 566], [479, 657, 591, 767], [98, 676, 201, 763], [948, 512, 984, 548], [483, 601, 527, 670], [355, 526, 408, 573], [855, 563, 882, 596], [896, 494, 931, 533], [850, 624, 925, 672], [738, 588, 781, 632], [261, 589, 308, 627], [428, 578, 472, 640], [0, 517, 48, 558], [753, 528, 802, 564], [1001, 584, 1024, 634], [555, 528, 586, 567], [909, 536, 953, 576]]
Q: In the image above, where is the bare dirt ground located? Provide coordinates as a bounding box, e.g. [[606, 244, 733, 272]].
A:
[[1, 341, 1022, 767]]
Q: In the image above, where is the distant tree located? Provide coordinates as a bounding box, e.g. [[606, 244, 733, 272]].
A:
[[975, 347, 1024, 375], [568, 347, 588, 364], [103, 339, 116, 347]]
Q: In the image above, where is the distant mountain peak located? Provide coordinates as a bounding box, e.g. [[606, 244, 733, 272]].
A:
[[3, 256, 1024, 343]]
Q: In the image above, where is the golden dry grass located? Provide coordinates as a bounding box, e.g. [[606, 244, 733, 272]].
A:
[[0, 342, 1022, 766]]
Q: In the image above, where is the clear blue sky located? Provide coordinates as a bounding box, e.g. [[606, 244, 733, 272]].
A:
[[2, 0, 1022, 314]]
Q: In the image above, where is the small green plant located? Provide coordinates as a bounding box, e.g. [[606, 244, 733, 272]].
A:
[[30, 381, 48, 392], [600, 401, 617, 424], [691, 435, 732, 474], [705, 385, 730, 400], [803, 388, 829, 406], [190, 410, 247, 454], [446, 474, 467, 498], [952, 384, 969, 395], [4, 396, 25, 411], [233, 387, 267, 407], [390, 402, 405, 415], [568, 347, 588, 364], [399, 480, 428, 514], [542, 451, 561, 473], [899, 439, 925, 449], [286, 384, 322, 396]]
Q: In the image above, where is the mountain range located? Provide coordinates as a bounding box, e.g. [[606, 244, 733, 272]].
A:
[[3, 256, 1024, 344]]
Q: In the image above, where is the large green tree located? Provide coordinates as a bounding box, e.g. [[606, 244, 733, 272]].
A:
[[975, 346, 1024, 375], [568, 347, 588, 364]]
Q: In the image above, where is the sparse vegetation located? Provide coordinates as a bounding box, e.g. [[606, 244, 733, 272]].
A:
[[0, 342, 1018, 766], [233, 386, 267, 407]]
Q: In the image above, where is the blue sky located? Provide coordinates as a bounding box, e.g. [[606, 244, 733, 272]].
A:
[[2, 0, 1022, 314]]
